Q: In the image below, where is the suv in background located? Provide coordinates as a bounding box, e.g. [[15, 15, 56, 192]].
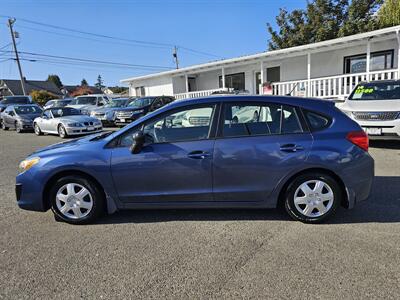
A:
[[340, 80, 400, 139], [43, 98, 74, 110], [68, 94, 110, 115], [114, 96, 174, 126], [0, 95, 32, 113]]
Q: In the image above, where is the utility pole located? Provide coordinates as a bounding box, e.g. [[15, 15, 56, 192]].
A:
[[173, 46, 179, 69], [8, 18, 26, 95]]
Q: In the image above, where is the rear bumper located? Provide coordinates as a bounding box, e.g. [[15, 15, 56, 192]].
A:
[[354, 118, 400, 139]]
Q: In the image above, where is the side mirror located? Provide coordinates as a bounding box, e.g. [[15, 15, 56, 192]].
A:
[[130, 131, 145, 154], [98, 102, 104, 107]]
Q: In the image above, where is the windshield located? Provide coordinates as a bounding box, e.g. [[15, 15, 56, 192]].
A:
[[1, 96, 30, 104], [127, 97, 155, 108], [349, 82, 400, 101], [50, 107, 81, 117], [105, 99, 129, 108], [14, 105, 42, 114], [74, 96, 97, 105]]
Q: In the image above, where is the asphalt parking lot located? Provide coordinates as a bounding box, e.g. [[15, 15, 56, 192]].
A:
[[0, 129, 399, 299]]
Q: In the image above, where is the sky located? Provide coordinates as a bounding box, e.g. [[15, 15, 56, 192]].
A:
[[0, 0, 306, 86]]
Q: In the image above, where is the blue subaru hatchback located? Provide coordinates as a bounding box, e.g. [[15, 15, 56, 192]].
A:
[[16, 96, 374, 224]]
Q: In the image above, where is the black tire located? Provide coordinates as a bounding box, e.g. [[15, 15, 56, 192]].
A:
[[284, 172, 341, 223], [16, 122, 22, 133], [2, 121, 9, 131], [58, 124, 67, 138], [34, 123, 43, 136], [49, 175, 105, 225]]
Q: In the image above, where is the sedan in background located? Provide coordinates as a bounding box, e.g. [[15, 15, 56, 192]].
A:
[[16, 96, 373, 225], [114, 96, 174, 126], [68, 94, 110, 115], [1, 104, 42, 133], [43, 98, 74, 110], [33, 107, 102, 138], [340, 80, 400, 139], [90, 97, 132, 126]]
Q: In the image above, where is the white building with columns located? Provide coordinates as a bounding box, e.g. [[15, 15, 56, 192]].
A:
[[121, 26, 400, 101]]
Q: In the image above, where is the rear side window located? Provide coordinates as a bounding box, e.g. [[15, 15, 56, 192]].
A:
[[222, 103, 303, 138], [304, 111, 330, 131]]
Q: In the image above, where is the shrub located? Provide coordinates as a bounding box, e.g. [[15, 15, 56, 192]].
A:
[[30, 90, 57, 106]]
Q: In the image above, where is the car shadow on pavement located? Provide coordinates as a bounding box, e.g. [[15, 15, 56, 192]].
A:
[[95, 176, 400, 225], [369, 140, 400, 150]]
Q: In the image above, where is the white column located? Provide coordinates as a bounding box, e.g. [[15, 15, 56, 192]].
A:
[[185, 74, 189, 93], [307, 53, 311, 97], [221, 67, 226, 89], [397, 30, 400, 80], [260, 61, 264, 94], [366, 38, 371, 81]]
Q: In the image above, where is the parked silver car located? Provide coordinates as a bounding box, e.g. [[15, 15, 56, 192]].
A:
[[68, 94, 110, 115], [33, 107, 102, 138]]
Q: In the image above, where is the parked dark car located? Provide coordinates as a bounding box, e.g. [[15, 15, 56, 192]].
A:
[[43, 98, 74, 110], [114, 96, 175, 126], [1, 104, 43, 132], [90, 97, 132, 126], [16, 96, 374, 225], [0, 95, 32, 113]]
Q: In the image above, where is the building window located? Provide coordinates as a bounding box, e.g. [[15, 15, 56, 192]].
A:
[[219, 72, 245, 91], [344, 50, 393, 74], [135, 86, 145, 96]]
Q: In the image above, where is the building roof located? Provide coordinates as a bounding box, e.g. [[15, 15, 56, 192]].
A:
[[63, 85, 103, 94], [0, 79, 63, 96], [121, 25, 400, 83]]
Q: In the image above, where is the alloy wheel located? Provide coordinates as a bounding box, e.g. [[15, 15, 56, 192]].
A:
[[293, 180, 334, 218], [55, 183, 93, 219]]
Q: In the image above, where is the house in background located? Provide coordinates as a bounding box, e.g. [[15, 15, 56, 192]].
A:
[[121, 25, 400, 100], [0, 79, 63, 97]]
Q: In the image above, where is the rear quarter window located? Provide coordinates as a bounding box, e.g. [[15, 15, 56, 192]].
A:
[[304, 111, 331, 131]]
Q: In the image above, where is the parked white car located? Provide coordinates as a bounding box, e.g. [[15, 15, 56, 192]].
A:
[[34, 107, 102, 138], [340, 80, 400, 139], [68, 94, 110, 115]]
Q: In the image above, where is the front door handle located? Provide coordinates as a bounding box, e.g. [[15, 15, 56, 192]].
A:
[[187, 150, 211, 159], [280, 144, 304, 152]]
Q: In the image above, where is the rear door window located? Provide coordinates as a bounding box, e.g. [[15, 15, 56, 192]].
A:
[[222, 103, 303, 138]]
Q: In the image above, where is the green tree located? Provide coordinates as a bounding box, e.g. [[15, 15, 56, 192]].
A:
[[81, 78, 88, 86], [267, 0, 382, 50], [339, 0, 382, 36], [47, 74, 62, 88], [377, 0, 400, 28], [94, 75, 104, 89]]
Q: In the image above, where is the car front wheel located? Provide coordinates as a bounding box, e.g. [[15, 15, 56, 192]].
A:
[[34, 123, 43, 136], [50, 175, 105, 224], [284, 173, 341, 223], [58, 124, 67, 138]]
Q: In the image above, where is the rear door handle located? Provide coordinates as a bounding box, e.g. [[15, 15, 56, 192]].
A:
[[280, 144, 304, 152], [187, 150, 211, 159]]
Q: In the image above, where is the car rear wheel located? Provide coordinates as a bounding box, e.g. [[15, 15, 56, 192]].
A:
[[284, 173, 341, 223], [58, 124, 67, 138], [34, 123, 43, 136], [50, 175, 105, 224]]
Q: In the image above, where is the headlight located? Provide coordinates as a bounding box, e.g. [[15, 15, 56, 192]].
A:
[[90, 111, 96, 117], [19, 157, 40, 173], [67, 122, 84, 127]]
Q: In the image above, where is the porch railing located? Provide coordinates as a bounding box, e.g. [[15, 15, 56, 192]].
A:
[[271, 69, 399, 99], [174, 88, 230, 100]]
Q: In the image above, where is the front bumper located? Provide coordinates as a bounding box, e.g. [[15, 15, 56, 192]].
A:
[[65, 125, 103, 135], [16, 174, 46, 212], [351, 117, 400, 139]]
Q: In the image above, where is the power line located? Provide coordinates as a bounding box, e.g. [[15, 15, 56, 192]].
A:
[[0, 50, 174, 70], [0, 15, 223, 58]]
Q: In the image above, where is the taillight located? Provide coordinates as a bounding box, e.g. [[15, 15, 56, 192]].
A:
[[346, 131, 369, 151]]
